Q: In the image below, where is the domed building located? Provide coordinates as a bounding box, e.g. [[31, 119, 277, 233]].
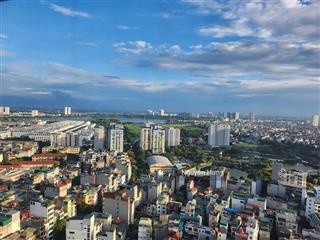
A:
[[147, 155, 174, 174]]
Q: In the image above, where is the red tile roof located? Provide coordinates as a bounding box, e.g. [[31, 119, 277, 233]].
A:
[[32, 153, 66, 158], [0, 160, 59, 168], [0, 185, 8, 190], [112, 217, 125, 225], [21, 209, 30, 219], [103, 192, 116, 199], [11, 160, 59, 165]]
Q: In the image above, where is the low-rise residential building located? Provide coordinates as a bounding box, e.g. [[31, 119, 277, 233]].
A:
[[259, 217, 273, 240], [210, 167, 230, 189], [42, 146, 80, 154], [83, 189, 99, 206], [66, 214, 95, 240], [29, 198, 55, 239], [305, 186, 320, 220], [231, 192, 248, 210], [44, 181, 70, 198], [275, 208, 298, 238], [103, 190, 135, 225], [32, 153, 67, 161], [0, 210, 20, 239], [138, 217, 153, 240]]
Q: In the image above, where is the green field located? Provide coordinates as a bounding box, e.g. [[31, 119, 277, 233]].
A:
[[124, 123, 141, 145], [232, 143, 260, 149]]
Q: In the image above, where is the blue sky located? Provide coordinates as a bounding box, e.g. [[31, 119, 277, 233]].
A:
[[1, 0, 319, 116]]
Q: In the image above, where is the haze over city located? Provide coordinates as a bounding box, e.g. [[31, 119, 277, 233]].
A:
[[1, 0, 319, 116]]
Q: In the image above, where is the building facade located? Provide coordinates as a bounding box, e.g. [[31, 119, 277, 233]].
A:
[[64, 106, 72, 115], [138, 217, 153, 240], [94, 127, 106, 151], [0, 107, 10, 115], [103, 190, 135, 225], [29, 198, 55, 239], [140, 125, 165, 154], [66, 214, 95, 240], [312, 114, 319, 127], [108, 124, 124, 153], [208, 124, 231, 146], [250, 112, 256, 122], [165, 127, 180, 147]]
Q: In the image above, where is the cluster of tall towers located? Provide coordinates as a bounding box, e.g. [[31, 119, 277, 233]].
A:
[[139, 124, 181, 154], [93, 123, 124, 153]]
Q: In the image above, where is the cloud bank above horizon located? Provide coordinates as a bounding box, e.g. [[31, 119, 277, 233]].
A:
[[1, 0, 319, 116]]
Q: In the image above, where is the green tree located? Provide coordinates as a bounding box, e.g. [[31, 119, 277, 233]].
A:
[[53, 219, 66, 240]]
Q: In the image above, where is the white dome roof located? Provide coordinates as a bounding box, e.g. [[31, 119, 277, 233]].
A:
[[147, 155, 172, 167]]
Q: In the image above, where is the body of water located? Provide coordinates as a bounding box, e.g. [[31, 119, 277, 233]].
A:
[[119, 117, 166, 124]]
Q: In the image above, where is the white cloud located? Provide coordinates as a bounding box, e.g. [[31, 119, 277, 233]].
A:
[[75, 42, 98, 47], [3, 58, 318, 107], [116, 25, 139, 30], [113, 40, 319, 96], [114, 41, 153, 54], [0, 50, 15, 57], [186, 0, 320, 41], [198, 20, 254, 38], [0, 34, 8, 39], [133, 41, 150, 49], [159, 12, 173, 19], [181, 0, 226, 15], [49, 3, 91, 18], [31, 90, 52, 95], [239, 79, 317, 90], [117, 25, 130, 30], [3, 61, 178, 94]]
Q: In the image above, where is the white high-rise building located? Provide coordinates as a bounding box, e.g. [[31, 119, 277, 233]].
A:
[[51, 132, 79, 147], [159, 109, 165, 116], [208, 123, 230, 146], [94, 126, 106, 151], [151, 128, 166, 154], [140, 127, 151, 150], [31, 110, 39, 117], [64, 106, 72, 115], [4, 107, 10, 115], [108, 124, 124, 153], [312, 114, 319, 127], [0, 106, 10, 115], [140, 125, 165, 154], [250, 112, 256, 122], [165, 127, 180, 147], [234, 112, 240, 120]]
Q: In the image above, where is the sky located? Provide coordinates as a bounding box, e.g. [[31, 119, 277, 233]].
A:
[[0, 0, 319, 116]]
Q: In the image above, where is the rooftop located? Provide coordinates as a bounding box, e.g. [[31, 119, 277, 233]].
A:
[[147, 155, 173, 167], [139, 217, 152, 226]]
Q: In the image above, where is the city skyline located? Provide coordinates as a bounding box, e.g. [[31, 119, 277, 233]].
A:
[[1, 0, 319, 116]]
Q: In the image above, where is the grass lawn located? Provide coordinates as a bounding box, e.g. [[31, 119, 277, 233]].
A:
[[124, 123, 141, 145], [232, 143, 261, 149]]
